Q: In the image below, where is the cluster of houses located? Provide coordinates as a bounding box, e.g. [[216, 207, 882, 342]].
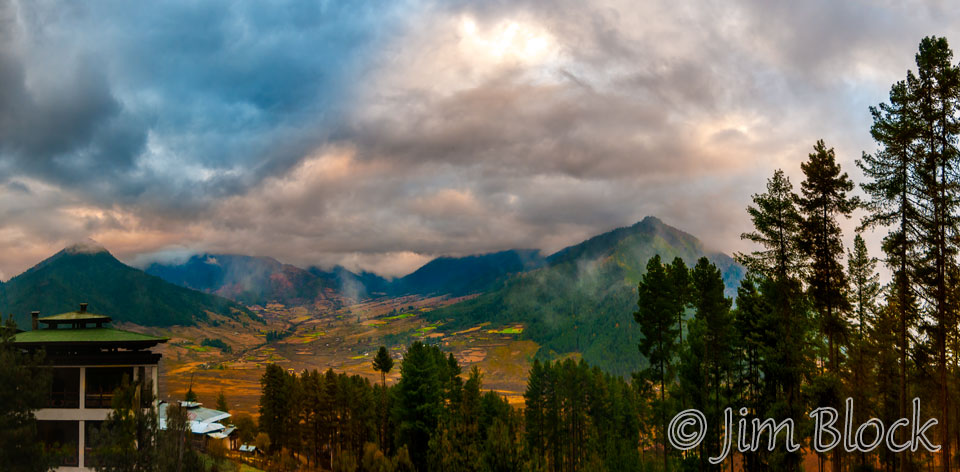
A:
[[13, 304, 253, 472]]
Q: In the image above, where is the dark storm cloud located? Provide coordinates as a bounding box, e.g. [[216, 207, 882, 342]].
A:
[[0, 0, 958, 277], [0, 0, 410, 205]]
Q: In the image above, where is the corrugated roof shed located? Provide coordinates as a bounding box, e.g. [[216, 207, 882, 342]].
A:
[[158, 402, 232, 435]]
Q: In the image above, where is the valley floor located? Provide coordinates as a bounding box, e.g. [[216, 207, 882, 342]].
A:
[[141, 294, 536, 417]]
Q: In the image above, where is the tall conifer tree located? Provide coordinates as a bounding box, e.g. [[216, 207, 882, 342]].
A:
[[635, 255, 680, 472], [859, 75, 921, 472], [847, 234, 881, 468], [909, 37, 960, 470], [738, 170, 804, 280], [796, 140, 857, 372], [682, 258, 733, 467], [737, 170, 810, 470], [796, 140, 857, 471]]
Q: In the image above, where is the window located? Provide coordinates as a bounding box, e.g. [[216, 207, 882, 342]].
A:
[[48, 368, 80, 408], [85, 367, 132, 408]]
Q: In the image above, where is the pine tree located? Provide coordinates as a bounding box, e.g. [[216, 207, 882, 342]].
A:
[[687, 257, 733, 466], [909, 37, 960, 470], [732, 275, 768, 470], [796, 139, 857, 373], [372, 346, 394, 450], [795, 140, 857, 471], [874, 300, 903, 472], [0, 316, 53, 472], [89, 376, 161, 472], [635, 254, 680, 471], [393, 341, 443, 471], [524, 359, 547, 470], [258, 364, 290, 454], [859, 71, 921, 472], [666, 257, 691, 345], [847, 234, 881, 468], [738, 169, 810, 470], [738, 170, 804, 281], [373, 346, 394, 388], [155, 401, 205, 472], [215, 390, 228, 414]]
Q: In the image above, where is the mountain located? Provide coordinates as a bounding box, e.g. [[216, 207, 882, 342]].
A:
[[147, 249, 546, 305], [391, 249, 546, 297], [145, 254, 349, 307], [426, 216, 745, 376], [0, 241, 253, 328]]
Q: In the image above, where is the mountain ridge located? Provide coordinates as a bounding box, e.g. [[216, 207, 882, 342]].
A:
[[146, 249, 550, 305], [142, 217, 743, 313], [426, 216, 745, 375], [0, 247, 255, 329], [0, 217, 744, 375]]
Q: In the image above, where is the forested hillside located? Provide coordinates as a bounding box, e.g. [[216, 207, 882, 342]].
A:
[[427, 217, 744, 376], [391, 249, 546, 297], [0, 242, 252, 328]]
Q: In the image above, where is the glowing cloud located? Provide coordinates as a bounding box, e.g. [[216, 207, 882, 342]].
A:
[[458, 16, 556, 65]]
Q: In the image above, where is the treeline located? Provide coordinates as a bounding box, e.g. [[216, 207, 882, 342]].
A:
[[634, 36, 960, 471], [201, 337, 232, 353], [265, 329, 295, 343], [524, 359, 642, 471], [256, 342, 643, 471]]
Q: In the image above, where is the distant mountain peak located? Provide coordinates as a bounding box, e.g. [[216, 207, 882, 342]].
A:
[[2, 243, 252, 328], [64, 238, 109, 255], [545, 216, 695, 265]]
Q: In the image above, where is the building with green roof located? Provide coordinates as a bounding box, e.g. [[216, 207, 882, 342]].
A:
[[14, 303, 168, 472]]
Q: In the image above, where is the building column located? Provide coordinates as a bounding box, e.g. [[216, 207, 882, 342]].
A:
[[78, 420, 85, 469], [79, 367, 86, 409], [152, 366, 159, 404]]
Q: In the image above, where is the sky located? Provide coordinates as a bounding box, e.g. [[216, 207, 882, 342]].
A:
[[0, 0, 958, 280]]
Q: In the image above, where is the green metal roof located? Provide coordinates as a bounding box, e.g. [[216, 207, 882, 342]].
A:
[[13, 327, 167, 345], [39, 312, 112, 322]]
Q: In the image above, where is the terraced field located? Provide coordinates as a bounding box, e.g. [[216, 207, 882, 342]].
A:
[[151, 294, 537, 417]]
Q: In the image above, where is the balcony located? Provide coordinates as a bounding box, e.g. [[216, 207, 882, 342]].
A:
[[84, 392, 116, 409], [48, 390, 81, 409], [47, 368, 80, 409], [85, 367, 132, 409]]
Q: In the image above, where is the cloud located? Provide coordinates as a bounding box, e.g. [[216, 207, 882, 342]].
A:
[[0, 0, 412, 206], [0, 0, 956, 278]]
